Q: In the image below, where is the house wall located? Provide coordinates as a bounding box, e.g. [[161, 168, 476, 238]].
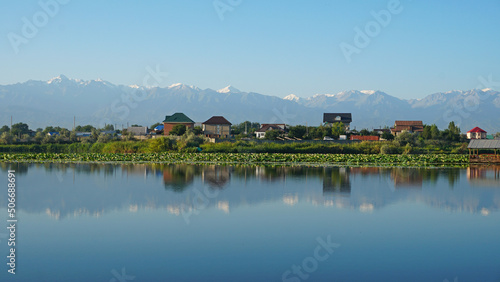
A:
[[203, 124, 231, 137], [467, 132, 487, 139], [256, 132, 266, 139], [163, 122, 194, 136]]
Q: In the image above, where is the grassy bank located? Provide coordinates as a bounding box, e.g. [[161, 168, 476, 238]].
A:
[[0, 139, 468, 154], [0, 152, 469, 166]]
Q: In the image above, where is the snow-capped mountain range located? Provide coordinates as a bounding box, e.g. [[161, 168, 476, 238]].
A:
[[1, 75, 499, 133]]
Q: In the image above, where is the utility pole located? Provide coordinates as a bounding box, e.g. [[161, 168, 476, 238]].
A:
[[10, 116, 12, 131], [73, 116, 76, 131]]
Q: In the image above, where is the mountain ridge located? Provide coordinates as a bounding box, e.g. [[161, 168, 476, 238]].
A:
[[1, 76, 499, 133]]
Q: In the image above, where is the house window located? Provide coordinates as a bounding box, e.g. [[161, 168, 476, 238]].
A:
[[335, 116, 341, 121]]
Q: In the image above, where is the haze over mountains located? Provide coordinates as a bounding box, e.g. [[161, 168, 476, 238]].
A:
[[1, 75, 499, 133]]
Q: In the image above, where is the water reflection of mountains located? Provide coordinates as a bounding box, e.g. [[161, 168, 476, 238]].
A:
[[0, 163, 498, 218]]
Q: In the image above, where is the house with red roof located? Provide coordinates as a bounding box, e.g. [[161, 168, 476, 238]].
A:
[[467, 127, 487, 139], [202, 116, 232, 138]]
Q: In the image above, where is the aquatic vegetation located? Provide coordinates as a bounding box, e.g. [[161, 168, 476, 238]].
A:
[[0, 152, 469, 166]]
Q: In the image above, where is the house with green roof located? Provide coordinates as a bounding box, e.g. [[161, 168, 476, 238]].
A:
[[162, 113, 195, 136]]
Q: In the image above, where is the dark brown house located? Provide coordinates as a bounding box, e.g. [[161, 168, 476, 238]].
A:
[[202, 116, 232, 138], [390, 120, 424, 136]]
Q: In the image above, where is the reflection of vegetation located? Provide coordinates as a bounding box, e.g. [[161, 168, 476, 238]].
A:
[[391, 168, 423, 188], [0, 162, 29, 175], [162, 165, 197, 192], [203, 165, 231, 189], [323, 167, 351, 194], [443, 168, 461, 188], [0, 162, 476, 192]]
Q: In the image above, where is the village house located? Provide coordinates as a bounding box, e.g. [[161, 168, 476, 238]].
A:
[[466, 127, 487, 139], [163, 113, 195, 136], [390, 120, 424, 136], [255, 124, 286, 139], [323, 113, 352, 131], [202, 116, 232, 138], [127, 126, 149, 136]]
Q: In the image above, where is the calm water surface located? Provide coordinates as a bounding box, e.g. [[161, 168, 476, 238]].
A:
[[0, 163, 499, 282]]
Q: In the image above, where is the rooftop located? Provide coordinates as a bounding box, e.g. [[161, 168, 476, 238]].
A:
[[203, 116, 232, 125], [468, 139, 500, 149], [467, 127, 487, 133], [163, 113, 194, 123]]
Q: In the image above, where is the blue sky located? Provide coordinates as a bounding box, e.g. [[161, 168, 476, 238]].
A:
[[1, 0, 499, 99]]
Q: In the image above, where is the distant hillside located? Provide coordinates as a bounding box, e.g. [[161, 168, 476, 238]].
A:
[[1, 75, 499, 133]]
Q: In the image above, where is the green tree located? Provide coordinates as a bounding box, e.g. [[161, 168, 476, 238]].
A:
[[422, 125, 432, 140], [148, 137, 176, 152], [41, 135, 55, 144], [381, 131, 394, 140], [331, 123, 346, 139], [69, 131, 78, 142], [11, 122, 30, 136], [264, 129, 281, 140], [0, 125, 9, 134], [60, 128, 70, 138], [150, 122, 162, 130], [75, 125, 96, 132], [170, 124, 187, 136], [231, 121, 260, 135], [34, 131, 45, 143], [430, 124, 440, 140], [359, 129, 370, 136], [193, 126, 203, 135], [288, 125, 307, 139], [446, 121, 461, 142], [0, 132, 14, 144], [308, 126, 329, 139], [102, 124, 114, 131], [97, 133, 112, 143], [395, 131, 416, 146]]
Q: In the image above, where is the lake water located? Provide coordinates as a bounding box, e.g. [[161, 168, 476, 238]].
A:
[[0, 163, 499, 282]]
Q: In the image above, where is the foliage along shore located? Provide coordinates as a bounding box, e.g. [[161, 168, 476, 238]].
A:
[[0, 152, 469, 167]]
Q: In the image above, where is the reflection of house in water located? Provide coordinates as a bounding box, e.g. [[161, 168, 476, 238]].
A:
[[467, 166, 500, 187], [391, 168, 423, 188], [162, 165, 195, 192], [323, 167, 351, 195], [202, 165, 231, 188], [254, 166, 287, 182]]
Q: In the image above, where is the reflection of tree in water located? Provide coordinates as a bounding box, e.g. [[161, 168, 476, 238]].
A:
[[162, 164, 197, 192], [323, 167, 351, 195], [0, 162, 29, 175], [202, 165, 231, 189], [442, 168, 461, 188], [391, 168, 423, 188]]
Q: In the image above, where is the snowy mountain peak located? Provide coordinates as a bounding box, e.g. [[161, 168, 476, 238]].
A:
[[47, 74, 70, 84], [167, 83, 199, 90], [217, 85, 241, 93], [360, 90, 376, 95], [283, 94, 301, 102]]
